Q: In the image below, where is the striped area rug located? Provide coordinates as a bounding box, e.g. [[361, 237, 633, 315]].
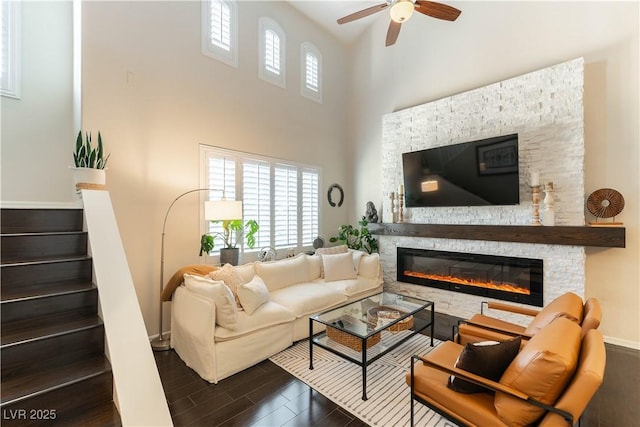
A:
[[269, 332, 459, 427]]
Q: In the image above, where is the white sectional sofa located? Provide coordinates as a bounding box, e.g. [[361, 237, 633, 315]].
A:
[[170, 250, 383, 383]]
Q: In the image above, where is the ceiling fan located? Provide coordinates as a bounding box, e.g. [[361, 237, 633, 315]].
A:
[[337, 0, 462, 47]]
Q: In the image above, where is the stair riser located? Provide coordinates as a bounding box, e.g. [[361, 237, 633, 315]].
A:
[[2, 326, 105, 380], [1, 291, 98, 324], [1, 233, 88, 263], [1, 209, 83, 234], [0, 259, 92, 288], [0, 371, 114, 425]]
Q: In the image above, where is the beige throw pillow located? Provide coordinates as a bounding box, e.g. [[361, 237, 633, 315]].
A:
[[322, 252, 357, 282], [237, 275, 270, 315], [183, 273, 238, 330], [315, 245, 348, 277], [209, 263, 245, 310]]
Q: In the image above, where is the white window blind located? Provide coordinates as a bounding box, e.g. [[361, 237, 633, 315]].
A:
[[264, 30, 280, 75], [210, 0, 231, 51], [305, 52, 318, 92], [274, 165, 298, 248], [301, 170, 319, 246], [1, 0, 20, 98], [206, 155, 237, 252], [300, 42, 322, 103], [258, 17, 286, 88], [242, 160, 271, 249], [201, 145, 320, 257], [201, 0, 237, 67]]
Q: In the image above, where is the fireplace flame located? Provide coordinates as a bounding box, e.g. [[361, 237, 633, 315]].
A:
[[403, 271, 531, 295]]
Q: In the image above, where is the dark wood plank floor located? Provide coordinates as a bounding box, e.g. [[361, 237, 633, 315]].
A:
[[154, 313, 639, 427]]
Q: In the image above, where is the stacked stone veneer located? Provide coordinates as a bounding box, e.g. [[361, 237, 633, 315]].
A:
[[381, 58, 586, 323]]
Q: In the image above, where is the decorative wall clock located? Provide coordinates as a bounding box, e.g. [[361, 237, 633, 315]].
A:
[[587, 188, 625, 226]]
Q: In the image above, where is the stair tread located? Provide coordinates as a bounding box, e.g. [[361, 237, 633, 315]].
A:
[[1, 280, 95, 303], [1, 255, 91, 268], [65, 402, 122, 427], [0, 354, 111, 405], [1, 311, 102, 347]]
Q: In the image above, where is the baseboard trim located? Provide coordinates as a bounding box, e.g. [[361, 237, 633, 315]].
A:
[[604, 335, 640, 350], [0, 200, 82, 209]]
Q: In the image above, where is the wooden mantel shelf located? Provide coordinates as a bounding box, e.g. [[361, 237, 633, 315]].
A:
[[368, 223, 625, 248]]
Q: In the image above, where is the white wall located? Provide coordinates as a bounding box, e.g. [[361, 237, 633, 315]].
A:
[[349, 1, 639, 348], [81, 1, 350, 336], [1, 1, 76, 203]]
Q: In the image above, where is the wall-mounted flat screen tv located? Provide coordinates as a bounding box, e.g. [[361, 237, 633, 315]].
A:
[[402, 134, 520, 207]]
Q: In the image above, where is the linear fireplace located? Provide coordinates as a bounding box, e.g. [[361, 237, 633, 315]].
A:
[[397, 247, 543, 306]]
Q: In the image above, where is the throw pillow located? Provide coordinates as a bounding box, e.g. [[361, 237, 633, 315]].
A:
[[209, 263, 245, 310], [254, 254, 309, 292], [237, 275, 270, 315], [315, 245, 348, 277], [322, 252, 357, 282], [183, 273, 238, 330], [448, 336, 521, 394], [358, 253, 381, 279]]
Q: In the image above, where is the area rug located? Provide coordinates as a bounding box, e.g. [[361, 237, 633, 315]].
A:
[[269, 333, 459, 427]]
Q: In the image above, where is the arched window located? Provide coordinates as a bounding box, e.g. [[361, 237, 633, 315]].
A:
[[301, 42, 322, 103], [258, 17, 286, 88], [201, 0, 237, 67]]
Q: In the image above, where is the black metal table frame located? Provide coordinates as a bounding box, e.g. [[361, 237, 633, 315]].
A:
[[309, 295, 434, 400]]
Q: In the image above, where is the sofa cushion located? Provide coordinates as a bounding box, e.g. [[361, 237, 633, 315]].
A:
[[237, 275, 270, 315], [495, 317, 581, 425], [209, 263, 245, 309], [323, 252, 357, 282], [358, 253, 381, 279], [214, 301, 295, 342], [322, 277, 381, 297], [448, 337, 521, 393], [255, 254, 309, 292], [269, 283, 347, 318], [307, 255, 322, 281], [524, 292, 583, 336], [183, 273, 238, 330]]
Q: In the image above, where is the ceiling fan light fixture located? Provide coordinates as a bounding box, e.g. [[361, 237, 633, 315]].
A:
[[390, 0, 415, 23]]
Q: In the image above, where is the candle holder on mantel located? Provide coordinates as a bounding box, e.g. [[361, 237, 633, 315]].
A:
[[397, 193, 404, 223], [531, 185, 541, 226], [389, 192, 396, 223]]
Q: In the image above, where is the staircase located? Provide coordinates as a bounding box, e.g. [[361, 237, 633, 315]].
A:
[[1, 208, 121, 426]]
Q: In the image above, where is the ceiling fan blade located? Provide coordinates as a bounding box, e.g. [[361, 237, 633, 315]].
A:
[[386, 21, 402, 47], [337, 3, 389, 25], [414, 1, 462, 21]]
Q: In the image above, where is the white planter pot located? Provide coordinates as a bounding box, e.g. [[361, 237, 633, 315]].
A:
[[70, 167, 106, 186]]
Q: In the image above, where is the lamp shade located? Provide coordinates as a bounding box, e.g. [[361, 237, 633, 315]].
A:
[[421, 180, 439, 192], [390, 0, 415, 23], [205, 200, 243, 221]]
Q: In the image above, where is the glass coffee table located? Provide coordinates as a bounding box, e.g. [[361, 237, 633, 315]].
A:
[[309, 292, 434, 400]]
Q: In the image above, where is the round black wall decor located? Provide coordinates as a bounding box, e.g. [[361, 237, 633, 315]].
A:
[[327, 184, 344, 207]]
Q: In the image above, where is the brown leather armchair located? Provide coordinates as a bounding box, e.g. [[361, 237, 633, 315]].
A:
[[456, 293, 601, 345], [407, 317, 606, 426]]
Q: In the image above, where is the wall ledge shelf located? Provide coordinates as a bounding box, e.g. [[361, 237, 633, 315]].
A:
[[368, 223, 625, 248]]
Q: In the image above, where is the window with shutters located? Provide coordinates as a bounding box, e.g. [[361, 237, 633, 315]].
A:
[[201, 0, 237, 68], [1, 0, 20, 98], [300, 42, 322, 103], [258, 17, 286, 88], [200, 145, 320, 258]]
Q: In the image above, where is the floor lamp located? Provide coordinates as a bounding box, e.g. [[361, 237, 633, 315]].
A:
[[151, 189, 242, 351]]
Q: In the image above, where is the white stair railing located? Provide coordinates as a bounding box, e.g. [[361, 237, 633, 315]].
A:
[[82, 190, 172, 427]]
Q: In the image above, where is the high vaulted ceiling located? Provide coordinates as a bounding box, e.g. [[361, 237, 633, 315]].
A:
[[288, 1, 386, 44]]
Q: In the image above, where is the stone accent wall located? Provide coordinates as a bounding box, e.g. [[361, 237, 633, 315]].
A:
[[380, 58, 586, 323]]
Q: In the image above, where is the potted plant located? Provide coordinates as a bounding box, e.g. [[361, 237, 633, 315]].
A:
[[329, 216, 379, 254], [71, 131, 110, 187], [200, 219, 259, 265]]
